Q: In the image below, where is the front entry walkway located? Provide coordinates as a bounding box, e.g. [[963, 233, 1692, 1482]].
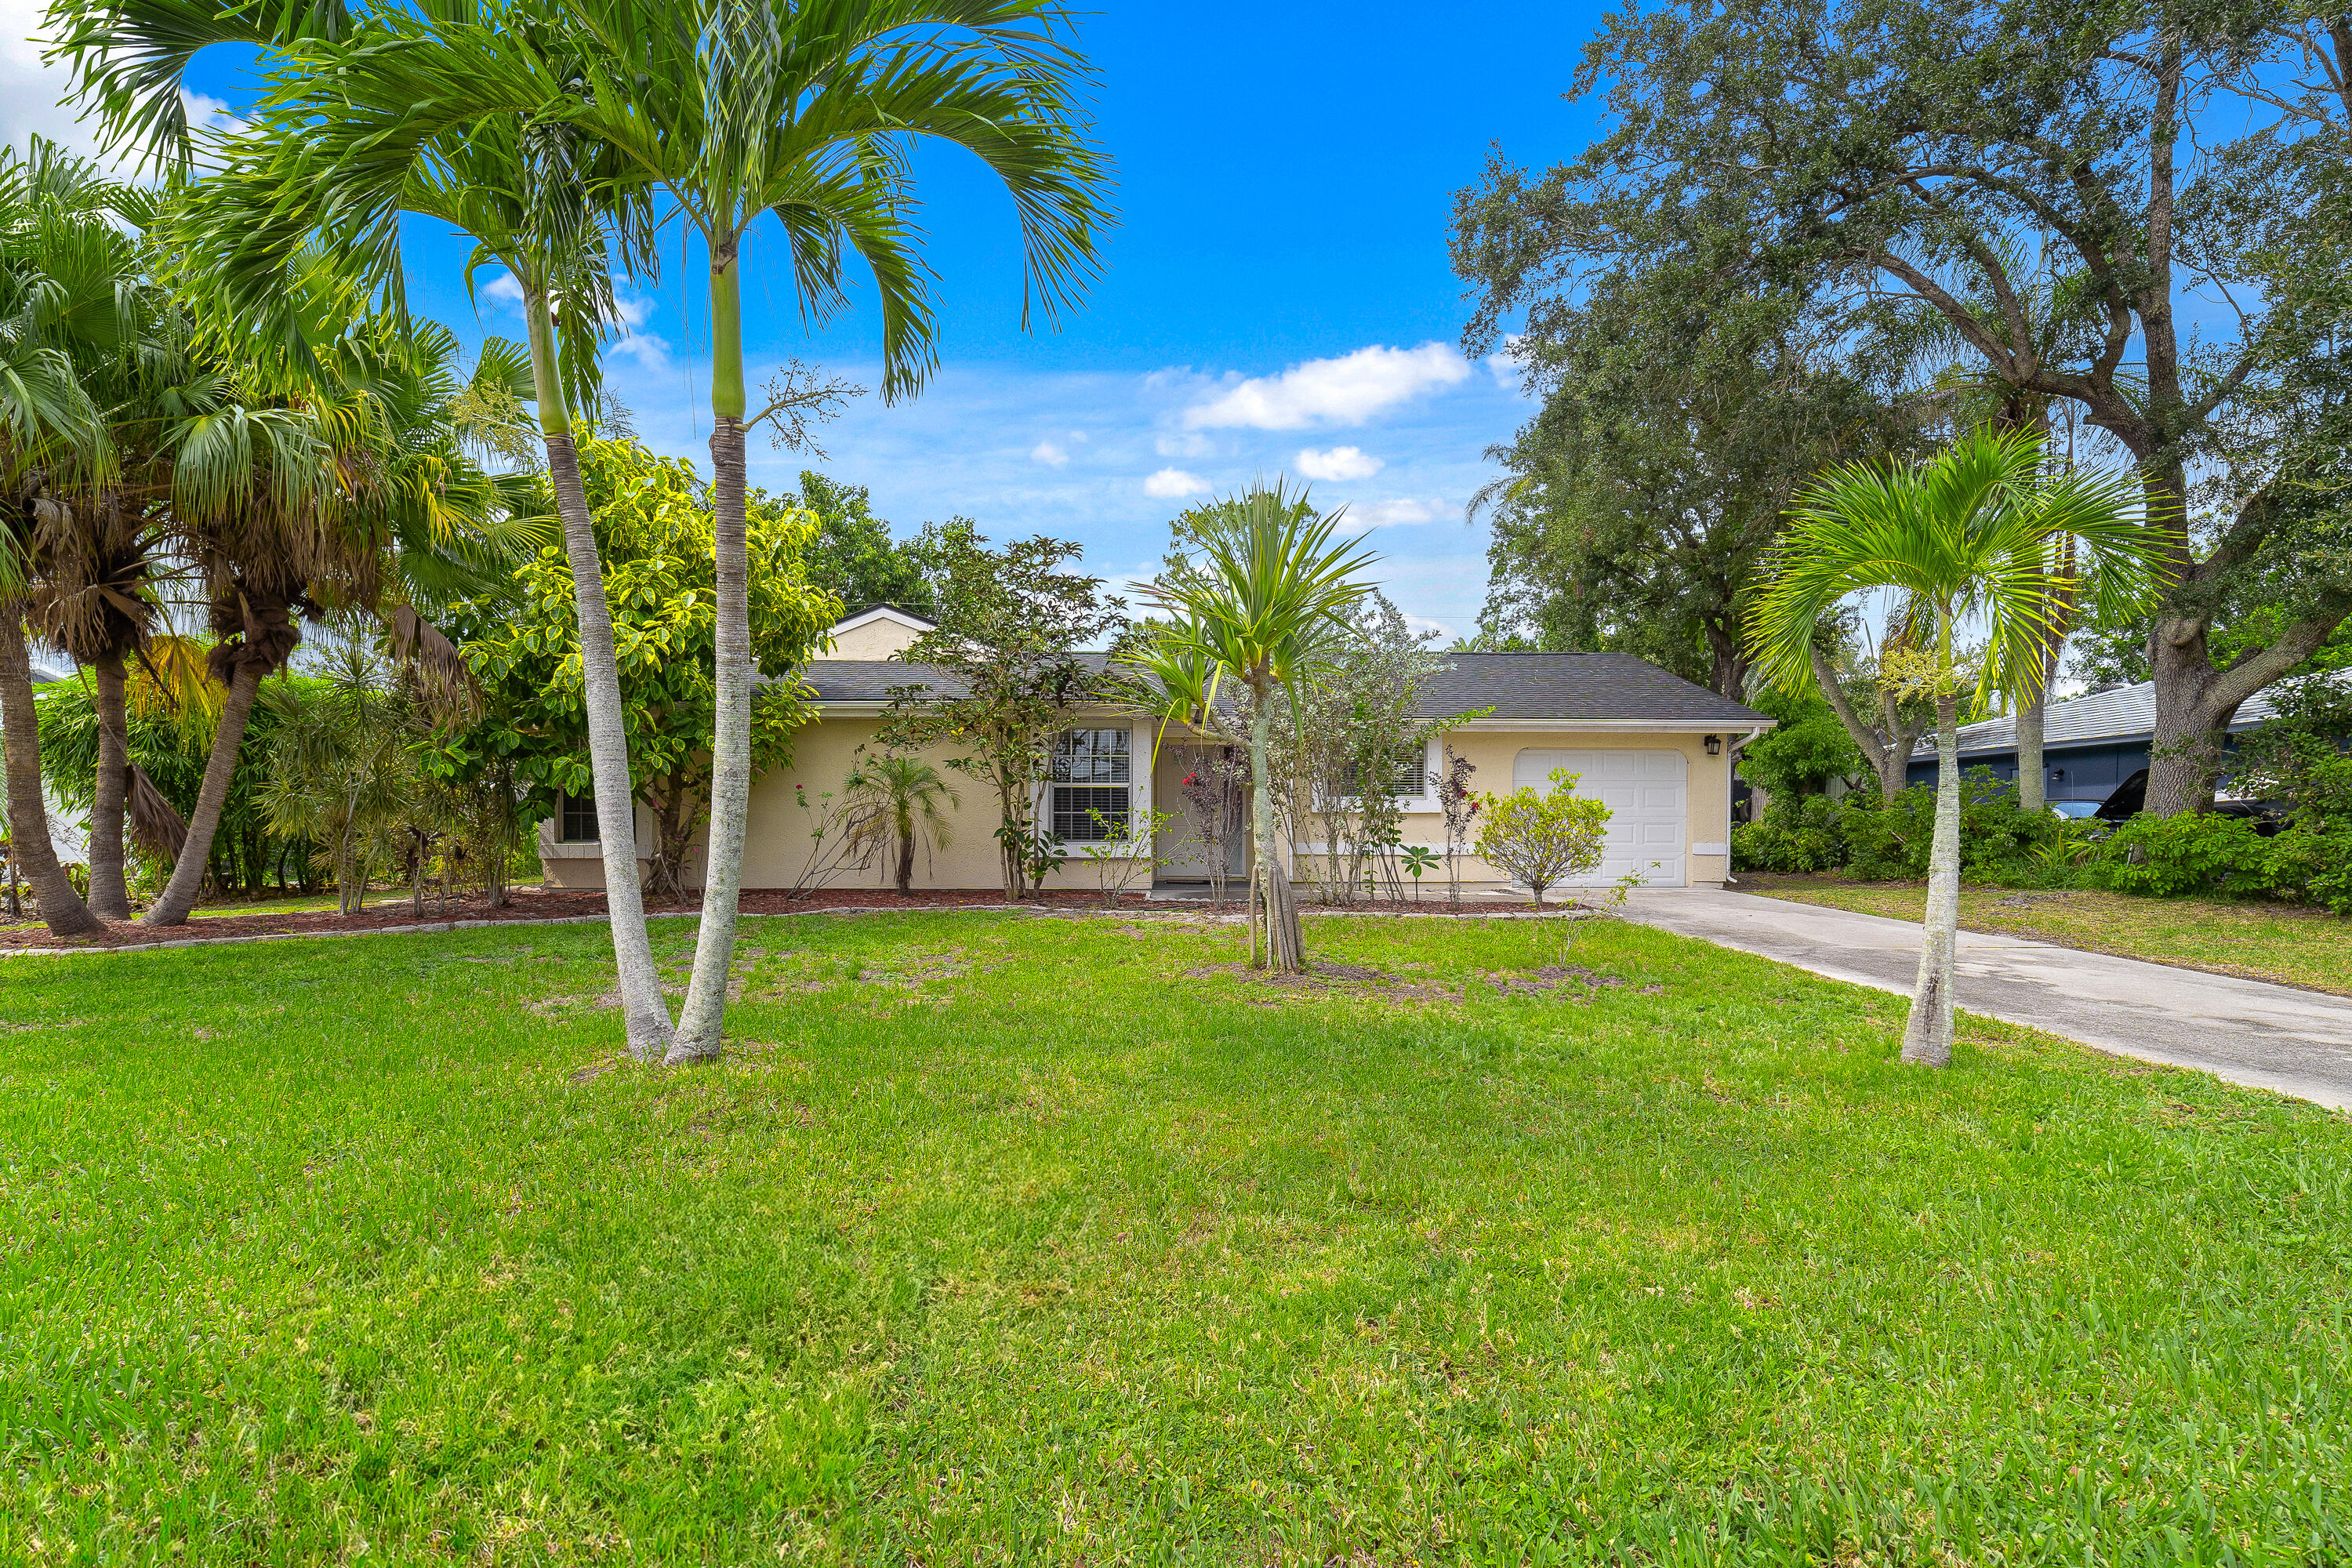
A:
[[1621, 889, 2352, 1111]]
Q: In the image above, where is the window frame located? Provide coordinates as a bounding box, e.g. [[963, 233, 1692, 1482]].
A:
[[557, 789, 600, 844], [1335, 736, 1439, 814], [1041, 724, 1151, 856]]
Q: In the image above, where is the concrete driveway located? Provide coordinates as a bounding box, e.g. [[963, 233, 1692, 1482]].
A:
[[1621, 889, 2352, 1111]]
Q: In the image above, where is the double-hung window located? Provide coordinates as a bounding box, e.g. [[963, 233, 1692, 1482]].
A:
[[557, 790, 599, 844], [1050, 728, 1133, 840], [1344, 742, 1435, 806]]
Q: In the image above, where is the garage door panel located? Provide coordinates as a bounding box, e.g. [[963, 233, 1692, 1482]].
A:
[[1512, 747, 1687, 888]]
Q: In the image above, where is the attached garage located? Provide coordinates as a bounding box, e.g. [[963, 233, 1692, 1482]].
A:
[[1512, 748, 1689, 888]]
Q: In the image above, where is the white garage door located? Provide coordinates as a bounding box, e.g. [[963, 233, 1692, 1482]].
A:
[[1512, 749, 1687, 889]]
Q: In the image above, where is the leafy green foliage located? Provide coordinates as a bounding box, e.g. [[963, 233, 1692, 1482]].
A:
[[1474, 767, 1612, 909], [36, 670, 310, 896], [1732, 793, 1848, 873], [2096, 814, 2271, 900], [1839, 770, 2058, 883], [436, 437, 837, 895], [1738, 688, 1865, 799], [771, 473, 935, 618]]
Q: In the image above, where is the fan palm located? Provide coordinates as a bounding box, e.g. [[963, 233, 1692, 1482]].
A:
[[135, 262, 535, 927], [0, 141, 122, 937], [842, 753, 956, 895], [1746, 428, 2164, 1065], [1138, 481, 1375, 973]]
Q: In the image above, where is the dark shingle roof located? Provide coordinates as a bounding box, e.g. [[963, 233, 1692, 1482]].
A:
[[1414, 652, 1769, 723], [803, 651, 1767, 725]]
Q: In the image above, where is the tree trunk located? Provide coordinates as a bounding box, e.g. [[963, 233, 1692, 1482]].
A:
[[1248, 691, 1303, 972], [143, 662, 263, 927], [1900, 690, 1960, 1068], [87, 654, 131, 919], [895, 828, 913, 895], [2015, 691, 2046, 815], [530, 287, 674, 1061], [0, 609, 101, 935], [670, 410, 750, 1064], [2147, 620, 2227, 816]]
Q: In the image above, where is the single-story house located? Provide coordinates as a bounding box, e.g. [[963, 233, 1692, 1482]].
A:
[[1904, 678, 2310, 804], [541, 608, 1773, 894]]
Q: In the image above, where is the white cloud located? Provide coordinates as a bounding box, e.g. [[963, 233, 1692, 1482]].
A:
[[1403, 612, 1454, 642], [1294, 445, 1383, 481], [612, 329, 673, 374], [1156, 430, 1213, 459], [1345, 497, 1440, 528], [1183, 343, 1473, 430], [1486, 331, 1527, 389], [1143, 467, 1210, 499], [482, 270, 528, 308], [1031, 440, 1069, 466]]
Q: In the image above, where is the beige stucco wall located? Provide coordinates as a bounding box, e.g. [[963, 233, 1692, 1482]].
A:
[[542, 716, 1740, 894], [824, 615, 927, 659]]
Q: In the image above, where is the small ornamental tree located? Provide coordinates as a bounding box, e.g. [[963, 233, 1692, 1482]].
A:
[[880, 522, 1123, 903], [1475, 768, 1611, 910], [435, 436, 837, 900]]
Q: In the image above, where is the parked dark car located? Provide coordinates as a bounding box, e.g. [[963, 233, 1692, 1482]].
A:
[[2093, 769, 2285, 834]]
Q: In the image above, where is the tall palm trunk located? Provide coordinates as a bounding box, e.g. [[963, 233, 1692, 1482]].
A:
[[1902, 685, 1962, 1067], [143, 662, 263, 927], [672, 250, 750, 1064], [87, 653, 131, 918], [528, 289, 675, 1060], [2015, 690, 2046, 814], [1247, 684, 1302, 973], [0, 609, 102, 935]]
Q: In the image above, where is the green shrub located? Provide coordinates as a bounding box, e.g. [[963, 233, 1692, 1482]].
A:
[[1732, 793, 1847, 873], [1838, 768, 2057, 883], [2096, 812, 2267, 897]]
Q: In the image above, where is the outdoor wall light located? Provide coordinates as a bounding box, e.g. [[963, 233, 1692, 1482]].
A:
[[1704, 734, 1722, 756]]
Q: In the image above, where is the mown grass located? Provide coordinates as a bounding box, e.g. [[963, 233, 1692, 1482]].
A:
[[1742, 877, 2352, 996], [4, 910, 2350, 1564]]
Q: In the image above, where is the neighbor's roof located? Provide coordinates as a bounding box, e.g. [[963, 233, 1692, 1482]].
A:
[[802, 651, 1769, 726], [1915, 676, 2337, 759]]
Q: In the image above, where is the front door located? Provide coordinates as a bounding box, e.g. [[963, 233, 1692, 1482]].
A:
[[1154, 744, 1247, 880]]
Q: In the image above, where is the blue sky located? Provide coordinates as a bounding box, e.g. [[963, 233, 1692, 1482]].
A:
[[3, 2, 1611, 639]]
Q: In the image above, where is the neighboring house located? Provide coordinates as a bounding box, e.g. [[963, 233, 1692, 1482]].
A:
[[1905, 678, 2328, 804], [540, 608, 1774, 894]]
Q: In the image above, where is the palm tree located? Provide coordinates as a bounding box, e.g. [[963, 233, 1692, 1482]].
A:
[[463, 0, 1109, 1060], [182, 93, 681, 1054], [1140, 481, 1375, 973], [842, 753, 956, 895], [136, 273, 532, 928], [1746, 428, 2163, 1066], [0, 140, 120, 938]]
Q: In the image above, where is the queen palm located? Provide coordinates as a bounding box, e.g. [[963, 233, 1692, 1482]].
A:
[[1746, 428, 2162, 1066], [842, 753, 956, 895], [1140, 481, 1375, 974]]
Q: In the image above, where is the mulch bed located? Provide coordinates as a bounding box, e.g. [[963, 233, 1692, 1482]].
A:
[[0, 886, 1570, 953]]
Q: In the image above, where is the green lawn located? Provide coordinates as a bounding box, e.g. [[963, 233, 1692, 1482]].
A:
[[5, 912, 2349, 1563], [1741, 877, 2352, 996]]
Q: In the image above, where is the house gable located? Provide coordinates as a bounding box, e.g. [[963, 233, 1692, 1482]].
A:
[[825, 605, 936, 659]]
